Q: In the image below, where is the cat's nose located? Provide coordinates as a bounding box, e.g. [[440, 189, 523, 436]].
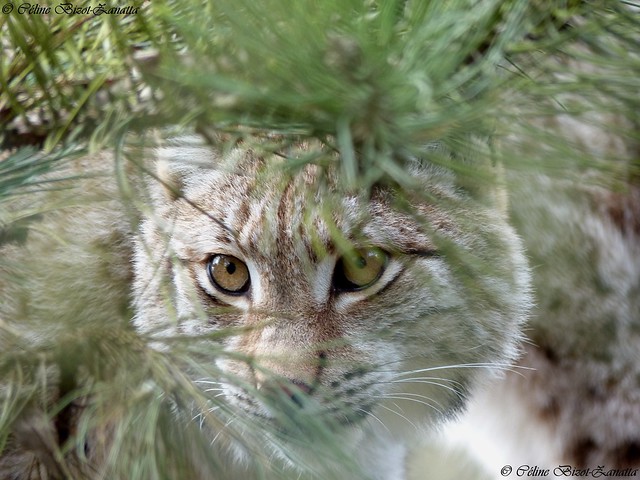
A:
[[257, 378, 313, 408]]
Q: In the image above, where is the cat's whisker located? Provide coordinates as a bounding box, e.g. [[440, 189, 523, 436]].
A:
[[191, 401, 226, 428], [384, 378, 466, 399], [496, 365, 534, 378], [202, 387, 225, 394], [192, 412, 204, 428], [379, 393, 445, 416], [376, 356, 527, 372], [376, 403, 419, 431], [384, 375, 465, 388], [195, 379, 228, 394], [383, 390, 446, 405], [210, 414, 240, 446], [194, 379, 225, 386], [380, 362, 532, 377], [357, 407, 390, 433]]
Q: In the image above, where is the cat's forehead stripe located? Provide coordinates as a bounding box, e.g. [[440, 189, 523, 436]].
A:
[[183, 158, 447, 265]]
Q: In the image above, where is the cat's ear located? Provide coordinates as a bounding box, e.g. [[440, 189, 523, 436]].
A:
[[407, 138, 509, 215], [455, 157, 509, 217], [440, 137, 509, 216], [152, 135, 218, 202], [155, 157, 184, 201]]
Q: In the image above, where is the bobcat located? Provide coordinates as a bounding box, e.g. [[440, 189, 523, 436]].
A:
[[132, 136, 532, 479], [0, 135, 531, 479]]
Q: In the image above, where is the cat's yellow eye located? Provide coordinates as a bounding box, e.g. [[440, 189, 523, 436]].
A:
[[207, 254, 250, 294], [335, 247, 388, 291]]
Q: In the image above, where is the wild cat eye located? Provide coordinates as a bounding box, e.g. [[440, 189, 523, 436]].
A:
[[334, 247, 389, 291], [207, 254, 250, 294]]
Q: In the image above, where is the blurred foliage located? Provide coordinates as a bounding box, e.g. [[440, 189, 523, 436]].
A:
[[1, 1, 637, 173], [1, 0, 639, 478]]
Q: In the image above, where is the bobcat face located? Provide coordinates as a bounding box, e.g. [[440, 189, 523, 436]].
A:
[[133, 138, 531, 440]]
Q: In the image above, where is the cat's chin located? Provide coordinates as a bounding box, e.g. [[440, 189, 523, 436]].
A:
[[215, 399, 405, 480], [226, 389, 374, 434], [220, 408, 375, 478]]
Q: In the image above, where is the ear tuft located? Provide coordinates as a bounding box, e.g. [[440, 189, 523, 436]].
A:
[[451, 137, 509, 216], [153, 135, 216, 201], [155, 157, 184, 201]]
